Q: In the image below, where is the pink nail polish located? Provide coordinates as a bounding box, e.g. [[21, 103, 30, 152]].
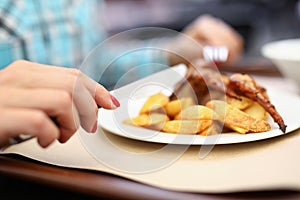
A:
[[110, 94, 120, 108], [92, 121, 98, 133]]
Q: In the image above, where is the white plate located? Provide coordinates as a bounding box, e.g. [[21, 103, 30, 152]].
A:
[[98, 64, 300, 145]]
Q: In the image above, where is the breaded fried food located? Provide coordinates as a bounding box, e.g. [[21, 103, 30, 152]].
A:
[[206, 100, 271, 134]]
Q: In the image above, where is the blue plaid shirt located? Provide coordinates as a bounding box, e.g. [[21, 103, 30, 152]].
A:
[[0, 0, 168, 89]]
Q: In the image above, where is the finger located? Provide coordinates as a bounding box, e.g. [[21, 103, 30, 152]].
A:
[[58, 105, 80, 143], [33, 68, 112, 130], [96, 84, 120, 109], [71, 70, 120, 109], [34, 63, 120, 109], [73, 82, 98, 133], [0, 108, 59, 148], [11, 62, 120, 110], [4, 61, 120, 111], [2, 88, 81, 141]]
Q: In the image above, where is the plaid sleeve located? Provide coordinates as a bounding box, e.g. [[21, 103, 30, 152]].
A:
[[0, 0, 170, 89], [0, 0, 106, 69], [0, 0, 28, 68]]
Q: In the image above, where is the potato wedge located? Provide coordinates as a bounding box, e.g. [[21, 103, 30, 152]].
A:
[[199, 121, 222, 136], [162, 120, 212, 134], [123, 113, 169, 131], [123, 114, 151, 127], [139, 93, 169, 114], [206, 100, 271, 134], [146, 113, 170, 131], [165, 97, 195, 118], [226, 95, 253, 110], [243, 102, 268, 120], [174, 105, 219, 120]]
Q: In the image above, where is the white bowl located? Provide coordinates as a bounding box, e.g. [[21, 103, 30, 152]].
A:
[[261, 38, 300, 87]]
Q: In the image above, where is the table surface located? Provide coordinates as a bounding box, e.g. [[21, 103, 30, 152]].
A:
[[1, 59, 299, 200], [1, 154, 300, 200]]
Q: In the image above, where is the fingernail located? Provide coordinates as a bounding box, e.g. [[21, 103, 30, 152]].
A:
[[110, 94, 120, 108], [92, 121, 98, 133]]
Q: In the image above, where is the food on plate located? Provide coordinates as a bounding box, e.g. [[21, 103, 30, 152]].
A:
[[228, 73, 286, 132], [162, 120, 212, 134], [243, 102, 268, 120], [123, 113, 169, 131], [123, 64, 286, 135], [170, 65, 286, 133], [199, 121, 222, 136], [174, 105, 218, 120], [123, 92, 271, 135], [206, 100, 270, 134], [165, 97, 195, 118], [226, 95, 253, 110], [139, 93, 169, 114]]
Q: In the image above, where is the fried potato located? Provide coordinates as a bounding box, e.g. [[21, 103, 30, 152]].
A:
[[199, 121, 222, 136], [123, 113, 169, 131], [165, 97, 195, 118], [206, 100, 271, 134], [243, 102, 268, 120], [123, 114, 151, 127], [124, 90, 272, 135], [162, 120, 212, 134], [174, 105, 219, 120], [139, 93, 169, 114], [226, 95, 253, 110], [146, 113, 170, 131]]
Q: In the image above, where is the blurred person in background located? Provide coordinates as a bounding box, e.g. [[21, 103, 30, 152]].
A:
[[0, 0, 242, 148], [0, 0, 243, 88]]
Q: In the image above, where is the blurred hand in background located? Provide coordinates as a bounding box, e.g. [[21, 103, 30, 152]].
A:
[[168, 15, 244, 66]]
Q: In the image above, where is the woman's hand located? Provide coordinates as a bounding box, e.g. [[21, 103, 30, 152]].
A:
[[167, 15, 244, 66], [0, 60, 120, 148]]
